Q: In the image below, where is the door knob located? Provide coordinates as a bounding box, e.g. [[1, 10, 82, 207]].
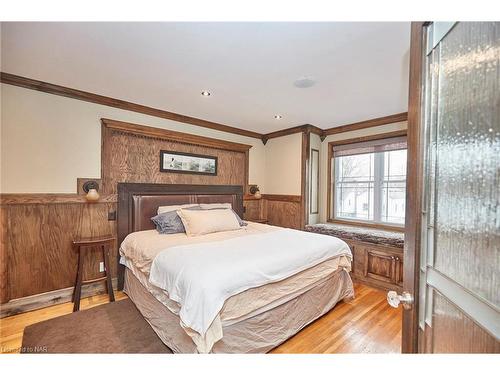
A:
[[387, 291, 414, 310]]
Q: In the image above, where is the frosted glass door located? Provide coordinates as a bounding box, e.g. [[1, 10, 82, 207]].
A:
[[420, 22, 500, 353]]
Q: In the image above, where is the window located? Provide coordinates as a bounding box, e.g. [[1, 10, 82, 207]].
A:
[[331, 136, 407, 226]]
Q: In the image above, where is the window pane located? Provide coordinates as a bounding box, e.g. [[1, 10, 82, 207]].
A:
[[335, 154, 374, 221], [337, 153, 373, 182], [382, 149, 407, 224], [384, 149, 407, 181], [336, 183, 375, 220], [381, 181, 406, 224]]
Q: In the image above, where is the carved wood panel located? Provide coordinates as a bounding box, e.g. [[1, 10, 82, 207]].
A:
[[343, 239, 403, 292], [364, 249, 395, 284]]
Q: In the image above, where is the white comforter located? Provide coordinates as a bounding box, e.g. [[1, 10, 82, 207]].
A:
[[149, 228, 351, 338]]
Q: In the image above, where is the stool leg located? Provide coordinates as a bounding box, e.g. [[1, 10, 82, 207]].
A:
[[73, 248, 84, 312], [103, 244, 115, 302], [71, 253, 79, 303]]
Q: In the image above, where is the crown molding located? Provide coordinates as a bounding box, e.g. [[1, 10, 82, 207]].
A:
[[322, 112, 408, 137], [0, 72, 263, 140], [261, 123, 323, 145], [260, 112, 408, 144], [1, 72, 408, 145]]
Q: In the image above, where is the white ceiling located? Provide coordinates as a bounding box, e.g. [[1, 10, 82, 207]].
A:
[[1, 22, 411, 134]]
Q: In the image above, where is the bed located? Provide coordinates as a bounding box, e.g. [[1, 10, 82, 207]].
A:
[[117, 183, 354, 353]]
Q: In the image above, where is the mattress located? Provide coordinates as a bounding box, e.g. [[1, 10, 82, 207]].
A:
[[120, 222, 352, 352]]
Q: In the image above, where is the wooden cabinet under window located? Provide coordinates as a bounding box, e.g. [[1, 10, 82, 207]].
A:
[[345, 239, 403, 293], [306, 224, 404, 292]]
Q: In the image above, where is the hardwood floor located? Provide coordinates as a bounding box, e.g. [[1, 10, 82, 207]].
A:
[[271, 283, 402, 353], [0, 283, 401, 354]]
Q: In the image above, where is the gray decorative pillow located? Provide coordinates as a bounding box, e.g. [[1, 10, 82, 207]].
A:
[[151, 205, 202, 234], [151, 210, 186, 234]]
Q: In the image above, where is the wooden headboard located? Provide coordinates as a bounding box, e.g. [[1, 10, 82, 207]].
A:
[[116, 183, 243, 289]]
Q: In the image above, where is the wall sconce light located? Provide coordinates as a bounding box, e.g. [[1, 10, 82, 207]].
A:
[[83, 181, 100, 202], [249, 185, 262, 199]]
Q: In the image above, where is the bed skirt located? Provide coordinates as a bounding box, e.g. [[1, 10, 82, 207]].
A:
[[124, 268, 354, 353]]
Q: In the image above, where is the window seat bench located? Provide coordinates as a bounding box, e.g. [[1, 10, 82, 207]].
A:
[[306, 223, 404, 292]]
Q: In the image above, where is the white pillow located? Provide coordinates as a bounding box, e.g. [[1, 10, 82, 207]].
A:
[[199, 203, 232, 210], [157, 203, 198, 214], [177, 208, 241, 236]]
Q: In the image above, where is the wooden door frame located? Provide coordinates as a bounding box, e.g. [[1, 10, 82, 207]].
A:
[[403, 21, 428, 353], [301, 130, 311, 229]]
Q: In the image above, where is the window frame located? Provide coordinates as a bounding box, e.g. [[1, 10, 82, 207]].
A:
[[327, 131, 407, 232]]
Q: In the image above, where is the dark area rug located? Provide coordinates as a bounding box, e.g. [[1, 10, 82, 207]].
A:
[[21, 299, 172, 353]]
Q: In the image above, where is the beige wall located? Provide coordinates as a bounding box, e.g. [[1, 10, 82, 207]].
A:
[[1, 82, 406, 219], [0, 84, 267, 193], [318, 121, 408, 222], [264, 132, 302, 195]]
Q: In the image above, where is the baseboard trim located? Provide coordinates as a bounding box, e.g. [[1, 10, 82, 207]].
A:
[[0, 278, 118, 318]]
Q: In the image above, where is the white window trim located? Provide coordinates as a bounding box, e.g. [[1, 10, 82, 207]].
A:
[[332, 150, 406, 228]]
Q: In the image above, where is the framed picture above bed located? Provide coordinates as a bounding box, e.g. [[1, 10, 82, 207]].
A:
[[160, 150, 218, 176]]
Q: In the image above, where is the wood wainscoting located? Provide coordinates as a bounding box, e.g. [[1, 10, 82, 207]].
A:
[[0, 119, 253, 316], [243, 195, 266, 222], [0, 197, 117, 311], [266, 195, 302, 229], [243, 194, 302, 229]]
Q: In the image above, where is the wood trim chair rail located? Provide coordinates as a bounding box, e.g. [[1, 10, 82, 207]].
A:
[[0, 193, 118, 205], [262, 194, 302, 202]]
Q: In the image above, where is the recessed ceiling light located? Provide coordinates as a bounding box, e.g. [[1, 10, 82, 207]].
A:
[[274, 115, 283, 120], [293, 77, 316, 88], [201, 91, 211, 97]]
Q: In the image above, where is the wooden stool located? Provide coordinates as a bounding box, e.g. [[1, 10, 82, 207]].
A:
[[72, 236, 116, 312]]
